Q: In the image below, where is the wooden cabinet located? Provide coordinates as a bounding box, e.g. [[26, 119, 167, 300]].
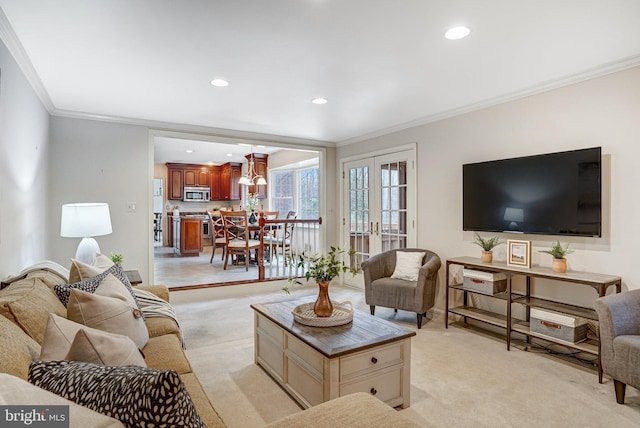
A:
[[246, 153, 269, 198], [183, 167, 209, 187], [210, 167, 221, 200], [175, 217, 202, 256], [221, 162, 242, 201], [168, 168, 183, 200]]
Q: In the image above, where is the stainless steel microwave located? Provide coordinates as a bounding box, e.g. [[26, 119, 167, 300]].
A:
[[183, 187, 210, 202]]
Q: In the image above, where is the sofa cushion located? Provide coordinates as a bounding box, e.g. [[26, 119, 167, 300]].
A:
[[54, 262, 141, 311], [0, 315, 41, 380], [68, 254, 114, 283], [0, 278, 67, 343], [0, 373, 123, 427], [144, 316, 181, 338], [142, 333, 192, 374], [67, 286, 149, 349], [28, 360, 206, 428], [40, 314, 145, 367], [266, 392, 422, 428], [390, 251, 425, 281]]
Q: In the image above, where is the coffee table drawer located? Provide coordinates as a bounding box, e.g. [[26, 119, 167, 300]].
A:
[[340, 366, 402, 404], [340, 342, 402, 381]]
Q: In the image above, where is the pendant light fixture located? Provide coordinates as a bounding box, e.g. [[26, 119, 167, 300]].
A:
[[239, 147, 267, 186]]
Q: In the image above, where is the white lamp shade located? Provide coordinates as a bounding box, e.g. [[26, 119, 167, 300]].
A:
[[256, 176, 267, 185], [61, 203, 113, 238]]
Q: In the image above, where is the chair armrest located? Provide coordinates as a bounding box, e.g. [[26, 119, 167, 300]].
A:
[[594, 289, 640, 362], [361, 252, 391, 284]]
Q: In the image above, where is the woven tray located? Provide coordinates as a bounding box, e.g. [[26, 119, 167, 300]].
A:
[[292, 301, 354, 327]]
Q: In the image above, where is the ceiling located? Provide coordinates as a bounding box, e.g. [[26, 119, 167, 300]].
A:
[[1, 1, 640, 145]]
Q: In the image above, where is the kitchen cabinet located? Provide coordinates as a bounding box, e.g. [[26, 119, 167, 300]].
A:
[[246, 153, 268, 199], [210, 167, 221, 200], [184, 167, 209, 187], [168, 168, 183, 200], [221, 162, 242, 201], [174, 216, 202, 256]]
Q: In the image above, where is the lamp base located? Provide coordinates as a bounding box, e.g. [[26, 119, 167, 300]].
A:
[[75, 237, 101, 264]]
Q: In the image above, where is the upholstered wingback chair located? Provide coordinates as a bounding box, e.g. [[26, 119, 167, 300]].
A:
[[594, 289, 640, 404], [361, 248, 441, 329]]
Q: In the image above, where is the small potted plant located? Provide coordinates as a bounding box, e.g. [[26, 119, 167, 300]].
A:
[[539, 241, 574, 273], [472, 232, 503, 263], [286, 247, 357, 317]]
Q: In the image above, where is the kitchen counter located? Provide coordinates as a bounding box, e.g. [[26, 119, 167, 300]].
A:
[[172, 215, 203, 256]]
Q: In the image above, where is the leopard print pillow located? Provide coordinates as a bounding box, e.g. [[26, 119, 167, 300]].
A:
[[29, 360, 205, 428]]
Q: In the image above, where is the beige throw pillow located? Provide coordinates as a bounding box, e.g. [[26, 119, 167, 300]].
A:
[[69, 254, 114, 283], [40, 314, 146, 367], [67, 284, 149, 349], [390, 251, 426, 282], [66, 329, 146, 367]]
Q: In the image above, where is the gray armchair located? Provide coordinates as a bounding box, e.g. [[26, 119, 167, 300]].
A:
[[594, 289, 640, 404], [361, 248, 441, 329]]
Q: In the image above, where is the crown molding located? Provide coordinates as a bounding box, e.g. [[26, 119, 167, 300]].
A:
[[337, 54, 640, 147], [52, 108, 336, 148], [0, 7, 55, 111]]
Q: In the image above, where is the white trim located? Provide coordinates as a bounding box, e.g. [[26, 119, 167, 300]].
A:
[[0, 8, 54, 111], [337, 54, 640, 146], [340, 143, 417, 164]]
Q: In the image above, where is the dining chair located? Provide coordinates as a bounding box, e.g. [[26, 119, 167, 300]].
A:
[[263, 212, 297, 262], [208, 211, 226, 263], [220, 210, 261, 271]]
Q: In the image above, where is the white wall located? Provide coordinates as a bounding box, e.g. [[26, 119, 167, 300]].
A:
[[0, 39, 50, 279], [47, 117, 151, 280], [337, 66, 640, 308]]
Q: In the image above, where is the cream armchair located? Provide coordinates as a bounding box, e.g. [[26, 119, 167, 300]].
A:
[[361, 248, 441, 329], [594, 289, 640, 404]]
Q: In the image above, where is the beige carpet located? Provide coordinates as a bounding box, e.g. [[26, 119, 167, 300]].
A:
[[170, 282, 640, 427]]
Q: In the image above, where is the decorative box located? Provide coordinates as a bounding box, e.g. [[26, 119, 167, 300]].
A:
[[530, 308, 588, 343], [462, 269, 507, 295]]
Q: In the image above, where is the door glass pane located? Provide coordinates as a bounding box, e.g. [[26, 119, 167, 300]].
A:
[[379, 161, 408, 251], [348, 165, 370, 271]]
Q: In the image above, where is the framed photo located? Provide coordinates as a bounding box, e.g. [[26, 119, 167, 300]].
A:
[[507, 239, 531, 268]]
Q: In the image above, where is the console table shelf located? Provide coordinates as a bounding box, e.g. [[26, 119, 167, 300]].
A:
[[445, 256, 622, 383]]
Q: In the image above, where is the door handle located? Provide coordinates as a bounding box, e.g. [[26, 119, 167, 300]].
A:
[[375, 222, 379, 236]]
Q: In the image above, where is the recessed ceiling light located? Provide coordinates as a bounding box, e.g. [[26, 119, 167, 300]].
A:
[[226, 153, 233, 157], [445, 26, 471, 40], [256, 145, 266, 148], [185, 149, 193, 153], [210, 78, 229, 87], [312, 97, 328, 105]]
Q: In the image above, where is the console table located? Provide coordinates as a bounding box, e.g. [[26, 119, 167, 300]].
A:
[[445, 257, 621, 383], [251, 299, 415, 409]]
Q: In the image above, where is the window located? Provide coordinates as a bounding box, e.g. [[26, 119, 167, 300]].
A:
[[270, 166, 319, 219]]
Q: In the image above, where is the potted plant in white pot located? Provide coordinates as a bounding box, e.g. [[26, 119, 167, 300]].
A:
[[286, 247, 357, 317], [472, 232, 503, 263], [540, 241, 574, 273]]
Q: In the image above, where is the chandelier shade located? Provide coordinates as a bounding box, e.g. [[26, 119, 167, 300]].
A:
[[240, 152, 267, 186]]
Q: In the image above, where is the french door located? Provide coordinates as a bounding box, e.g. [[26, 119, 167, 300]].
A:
[[343, 148, 416, 272]]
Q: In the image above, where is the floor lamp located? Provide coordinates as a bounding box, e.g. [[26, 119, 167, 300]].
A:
[[60, 203, 113, 264]]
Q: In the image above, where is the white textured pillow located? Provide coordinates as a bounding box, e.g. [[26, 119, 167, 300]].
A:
[[391, 252, 425, 281]]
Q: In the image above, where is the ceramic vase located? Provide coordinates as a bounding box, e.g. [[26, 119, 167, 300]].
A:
[[314, 281, 333, 317], [552, 258, 567, 273], [481, 251, 493, 263]]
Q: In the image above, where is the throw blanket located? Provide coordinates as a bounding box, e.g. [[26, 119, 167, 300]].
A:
[[132, 288, 185, 349]]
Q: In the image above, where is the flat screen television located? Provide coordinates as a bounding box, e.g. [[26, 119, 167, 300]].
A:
[[463, 147, 601, 237]]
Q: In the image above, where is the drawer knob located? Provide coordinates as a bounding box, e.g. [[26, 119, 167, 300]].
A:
[[370, 387, 377, 395], [371, 357, 378, 364]]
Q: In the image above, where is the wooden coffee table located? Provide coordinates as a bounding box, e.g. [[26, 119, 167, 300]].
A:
[[251, 299, 416, 409]]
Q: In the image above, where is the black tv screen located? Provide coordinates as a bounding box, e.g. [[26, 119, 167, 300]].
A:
[[463, 147, 601, 237]]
